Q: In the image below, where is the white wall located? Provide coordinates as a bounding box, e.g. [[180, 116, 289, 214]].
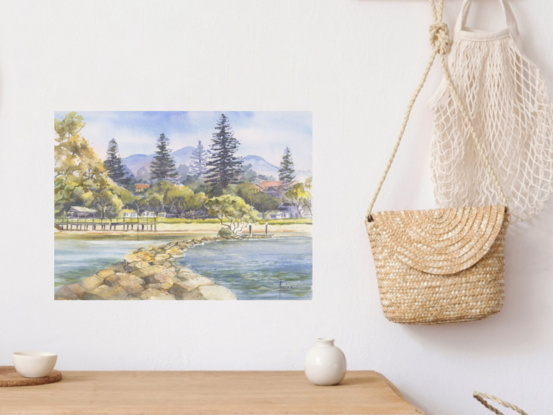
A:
[[1, 0, 552, 413]]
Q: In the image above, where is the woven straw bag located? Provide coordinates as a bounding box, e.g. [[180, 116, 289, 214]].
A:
[[474, 392, 528, 415], [365, 0, 509, 325]]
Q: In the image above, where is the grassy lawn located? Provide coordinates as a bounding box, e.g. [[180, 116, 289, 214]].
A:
[[55, 217, 312, 225], [159, 218, 312, 225], [156, 218, 221, 224], [262, 218, 312, 225]]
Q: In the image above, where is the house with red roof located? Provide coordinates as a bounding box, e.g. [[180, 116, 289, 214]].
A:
[[258, 180, 296, 198], [135, 183, 150, 193]]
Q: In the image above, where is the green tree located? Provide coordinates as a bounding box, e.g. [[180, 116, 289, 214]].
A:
[[150, 133, 178, 181], [54, 112, 112, 216], [182, 174, 205, 192], [104, 138, 131, 187], [145, 180, 175, 212], [187, 192, 207, 212], [234, 183, 258, 205], [81, 187, 123, 219], [115, 186, 133, 206], [206, 195, 258, 235], [166, 185, 207, 217], [234, 183, 280, 219], [127, 195, 150, 215], [166, 185, 193, 217], [253, 193, 281, 219], [146, 195, 164, 215], [126, 195, 141, 214], [278, 147, 295, 183], [284, 182, 311, 217], [205, 114, 243, 193], [189, 140, 207, 177]]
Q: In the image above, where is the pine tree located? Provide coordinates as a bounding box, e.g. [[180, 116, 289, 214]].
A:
[[205, 114, 243, 191], [189, 140, 207, 177], [104, 138, 130, 186], [278, 146, 296, 183], [150, 133, 179, 181]]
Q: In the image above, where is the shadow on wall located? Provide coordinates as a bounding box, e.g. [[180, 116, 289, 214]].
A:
[[404, 198, 553, 357]]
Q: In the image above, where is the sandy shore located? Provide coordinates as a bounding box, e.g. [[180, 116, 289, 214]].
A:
[[54, 223, 312, 236]]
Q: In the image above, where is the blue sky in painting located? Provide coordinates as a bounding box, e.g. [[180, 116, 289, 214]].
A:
[[54, 111, 312, 170]]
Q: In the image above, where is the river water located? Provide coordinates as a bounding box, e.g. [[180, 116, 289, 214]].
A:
[[181, 237, 312, 300], [54, 234, 312, 300]]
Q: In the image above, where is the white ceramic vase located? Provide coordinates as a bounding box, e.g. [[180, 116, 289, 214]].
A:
[[304, 338, 347, 386]]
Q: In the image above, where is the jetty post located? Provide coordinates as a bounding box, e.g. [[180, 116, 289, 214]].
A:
[[265, 223, 268, 235], [249, 224, 252, 237]]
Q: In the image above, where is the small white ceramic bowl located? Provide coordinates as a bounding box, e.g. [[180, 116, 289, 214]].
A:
[[12, 352, 57, 378]]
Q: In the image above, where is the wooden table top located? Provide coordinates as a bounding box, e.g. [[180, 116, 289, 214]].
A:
[[0, 371, 424, 415]]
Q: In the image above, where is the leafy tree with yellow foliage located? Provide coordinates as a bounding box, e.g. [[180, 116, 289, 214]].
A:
[[284, 181, 312, 218], [234, 183, 280, 219], [54, 112, 124, 218], [166, 185, 205, 217], [206, 195, 258, 235]]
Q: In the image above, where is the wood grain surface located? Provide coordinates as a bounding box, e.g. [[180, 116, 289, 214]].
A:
[[0, 370, 424, 415], [0, 366, 62, 387]]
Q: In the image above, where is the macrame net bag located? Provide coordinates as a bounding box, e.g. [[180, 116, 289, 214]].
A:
[[429, 0, 553, 222]]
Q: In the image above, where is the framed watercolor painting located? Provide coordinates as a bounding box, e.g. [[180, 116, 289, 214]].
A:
[[54, 111, 312, 301]]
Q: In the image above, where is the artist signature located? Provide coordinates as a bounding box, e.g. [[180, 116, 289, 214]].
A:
[[278, 281, 296, 297]]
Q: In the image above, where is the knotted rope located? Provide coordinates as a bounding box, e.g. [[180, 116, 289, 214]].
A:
[[366, 0, 507, 221], [429, 22, 451, 54], [474, 392, 529, 415]]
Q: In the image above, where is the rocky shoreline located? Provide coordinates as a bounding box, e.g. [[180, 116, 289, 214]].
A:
[[55, 234, 271, 301]]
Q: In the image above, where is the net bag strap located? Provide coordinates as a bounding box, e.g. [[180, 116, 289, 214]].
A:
[[473, 392, 529, 415], [453, 0, 522, 47], [366, 0, 508, 221]]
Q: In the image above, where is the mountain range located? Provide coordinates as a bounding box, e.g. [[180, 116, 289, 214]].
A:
[[122, 146, 196, 176], [122, 148, 312, 182]]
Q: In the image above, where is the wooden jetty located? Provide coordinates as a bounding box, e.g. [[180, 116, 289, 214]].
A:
[[55, 217, 157, 232]]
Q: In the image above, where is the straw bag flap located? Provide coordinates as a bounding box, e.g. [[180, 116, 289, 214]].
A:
[[367, 205, 505, 275]]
